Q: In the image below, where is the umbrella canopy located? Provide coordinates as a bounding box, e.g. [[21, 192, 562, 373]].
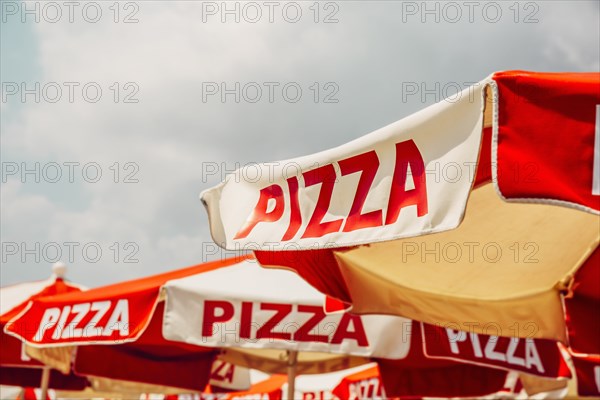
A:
[[200, 71, 598, 251], [256, 184, 597, 342], [199, 70, 600, 396], [162, 260, 570, 381], [6, 256, 552, 398], [1, 267, 255, 394], [5, 256, 391, 398], [0, 264, 88, 391], [5, 256, 376, 375], [3, 258, 246, 393], [22, 309, 249, 394], [332, 367, 571, 400], [161, 259, 411, 362]]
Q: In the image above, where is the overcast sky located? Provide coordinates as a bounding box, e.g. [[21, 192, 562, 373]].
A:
[[1, 0, 599, 287]]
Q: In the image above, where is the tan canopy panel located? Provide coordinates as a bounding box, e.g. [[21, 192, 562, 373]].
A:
[[25, 345, 72, 375], [334, 184, 599, 343]]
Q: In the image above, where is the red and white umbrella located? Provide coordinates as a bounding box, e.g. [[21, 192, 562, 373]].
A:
[[3, 258, 251, 394], [6, 255, 572, 398], [2, 263, 256, 396], [332, 367, 572, 400], [5, 256, 381, 398], [6, 256, 392, 397], [0, 263, 88, 396], [201, 71, 598, 249], [199, 71, 599, 396]]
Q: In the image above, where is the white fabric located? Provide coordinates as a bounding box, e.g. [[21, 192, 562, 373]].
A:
[[1, 278, 57, 316], [162, 260, 411, 359], [1, 277, 86, 316], [201, 78, 490, 250], [1, 276, 85, 317], [286, 363, 378, 399], [208, 360, 251, 391]]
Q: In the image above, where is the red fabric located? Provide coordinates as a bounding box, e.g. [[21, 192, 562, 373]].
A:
[[324, 296, 352, 314], [378, 359, 506, 399], [331, 365, 383, 399], [493, 71, 600, 211], [557, 244, 598, 397], [0, 367, 88, 391], [1, 277, 85, 390], [256, 249, 576, 379], [75, 345, 216, 392], [421, 323, 570, 378], [0, 332, 43, 367], [1, 278, 83, 367], [565, 246, 600, 355], [7, 256, 252, 345], [570, 353, 600, 397], [19, 388, 46, 400], [4, 260, 247, 392], [19, 388, 41, 400], [74, 302, 217, 391], [255, 249, 352, 304], [374, 322, 507, 397], [474, 127, 493, 187]]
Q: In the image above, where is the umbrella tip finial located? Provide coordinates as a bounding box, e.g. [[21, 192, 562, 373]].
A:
[[52, 261, 67, 278]]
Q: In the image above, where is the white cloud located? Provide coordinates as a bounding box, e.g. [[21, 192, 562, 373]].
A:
[[537, 1, 600, 70]]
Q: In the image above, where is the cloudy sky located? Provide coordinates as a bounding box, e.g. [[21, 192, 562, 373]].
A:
[[1, 0, 599, 287]]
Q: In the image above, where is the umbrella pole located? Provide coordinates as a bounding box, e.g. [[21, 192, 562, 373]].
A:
[[286, 350, 298, 400], [40, 366, 50, 399]]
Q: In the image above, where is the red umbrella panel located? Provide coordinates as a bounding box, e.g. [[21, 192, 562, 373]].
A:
[[0, 269, 88, 391], [200, 70, 599, 396], [3, 258, 248, 393]]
